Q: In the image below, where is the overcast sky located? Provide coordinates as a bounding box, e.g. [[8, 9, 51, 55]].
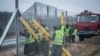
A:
[[0, 0, 100, 15]]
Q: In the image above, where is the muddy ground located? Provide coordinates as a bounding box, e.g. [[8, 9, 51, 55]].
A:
[[68, 35, 100, 56], [0, 35, 100, 56]]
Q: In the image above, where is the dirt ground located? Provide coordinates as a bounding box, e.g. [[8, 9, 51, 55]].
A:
[[0, 35, 100, 56], [0, 48, 16, 56], [68, 35, 100, 56]]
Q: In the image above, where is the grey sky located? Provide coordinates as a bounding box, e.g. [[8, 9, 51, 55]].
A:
[[0, 0, 100, 15]]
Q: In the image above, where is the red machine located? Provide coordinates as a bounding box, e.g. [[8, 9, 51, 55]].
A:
[[76, 10, 100, 41]]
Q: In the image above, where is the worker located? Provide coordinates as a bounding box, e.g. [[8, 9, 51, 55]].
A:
[[37, 32, 43, 54], [42, 24, 49, 32], [61, 25, 66, 33], [65, 24, 71, 47], [61, 25, 66, 46], [70, 25, 77, 43], [34, 30, 40, 55], [51, 26, 64, 56], [34, 30, 43, 55], [40, 24, 49, 56], [20, 28, 35, 56], [72, 28, 77, 43]]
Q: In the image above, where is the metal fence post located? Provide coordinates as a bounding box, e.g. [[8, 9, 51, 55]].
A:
[[15, 0, 20, 56], [34, 3, 37, 19]]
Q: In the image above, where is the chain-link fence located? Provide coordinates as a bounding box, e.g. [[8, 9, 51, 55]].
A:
[[23, 2, 68, 31], [0, 1, 77, 56]]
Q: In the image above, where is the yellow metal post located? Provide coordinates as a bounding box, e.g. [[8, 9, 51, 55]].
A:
[[19, 17, 39, 42], [62, 47, 72, 56], [29, 19, 72, 56], [30, 19, 51, 41], [19, 16, 71, 56], [61, 12, 65, 26]]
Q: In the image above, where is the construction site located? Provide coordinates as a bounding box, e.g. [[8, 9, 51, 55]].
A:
[[0, 0, 100, 56]]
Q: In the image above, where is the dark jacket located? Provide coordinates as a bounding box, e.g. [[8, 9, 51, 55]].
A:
[[20, 29, 30, 38]]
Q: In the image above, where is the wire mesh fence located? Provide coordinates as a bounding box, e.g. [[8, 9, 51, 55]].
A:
[[23, 2, 68, 31], [0, 2, 77, 56]]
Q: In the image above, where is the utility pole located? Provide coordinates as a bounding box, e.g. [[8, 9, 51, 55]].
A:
[[15, 0, 20, 56]]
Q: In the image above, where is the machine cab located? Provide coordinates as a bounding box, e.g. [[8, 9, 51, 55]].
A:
[[76, 10, 100, 41], [76, 10, 100, 31]]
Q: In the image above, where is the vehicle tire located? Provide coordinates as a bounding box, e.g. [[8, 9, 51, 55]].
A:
[[79, 35, 84, 41]]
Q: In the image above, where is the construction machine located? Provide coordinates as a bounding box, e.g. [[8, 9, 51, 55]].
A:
[[76, 10, 100, 41]]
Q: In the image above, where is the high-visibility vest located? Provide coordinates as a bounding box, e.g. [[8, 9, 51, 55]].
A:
[[25, 31, 35, 44], [72, 29, 77, 36], [53, 30, 64, 45], [61, 25, 65, 33], [65, 27, 70, 36], [37, 33, 43, 41]]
